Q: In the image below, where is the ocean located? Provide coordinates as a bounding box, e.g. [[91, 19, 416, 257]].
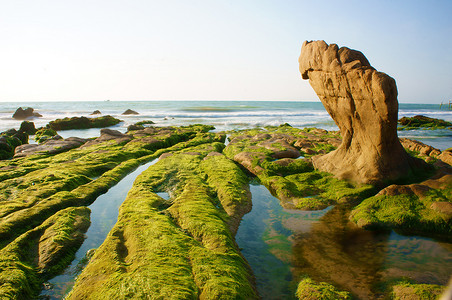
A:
[[1, 100, 451, 150]]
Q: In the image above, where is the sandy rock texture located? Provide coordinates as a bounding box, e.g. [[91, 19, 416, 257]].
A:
[[299, 40, 423, 185]]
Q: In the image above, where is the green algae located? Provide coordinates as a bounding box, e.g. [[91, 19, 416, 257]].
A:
[[34, 127, 58, 144], [388, 280, 445, 299], [398, 115, 452, 130], [67, 144, 257, 299], [350, 185, 452, 239], [295, 277, 352, 300], [224, 126, 372, 210], [0, 206, 90, 299], [49, 115, 121, 131], [0, 125, 226, 297]]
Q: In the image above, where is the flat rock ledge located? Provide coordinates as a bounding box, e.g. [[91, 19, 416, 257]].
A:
[[299, 40, 425, 185]]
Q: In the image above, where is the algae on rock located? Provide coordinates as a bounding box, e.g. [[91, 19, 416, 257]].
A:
[[0, 207, 90, 299], [0, 124, 222, 298], [224, 126, 374, 210], [67, 143, 257, 299]]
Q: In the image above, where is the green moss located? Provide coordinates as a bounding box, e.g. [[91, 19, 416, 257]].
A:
[[398, 115, 452, 130], [135, 120, 155, 126], [67, 145, 257, 299], [295, 277, 352, 300], [35, 127, 58, 144], [0, 207, 90, 299], [389, 280, 445, 299], [350, 185, 452, 238], [48, 115, 121, 131], [224, 127, 373, 210]]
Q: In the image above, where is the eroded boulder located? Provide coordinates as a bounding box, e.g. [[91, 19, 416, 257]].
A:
[[12, 107, 42, 120], [299, 40, 424, 185]]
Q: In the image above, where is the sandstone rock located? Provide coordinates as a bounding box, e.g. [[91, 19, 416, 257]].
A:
[[14, 137, 87, 157], [400, 138, 441, 157], [438, 149, 452, 166], [81, 129, 132, 148], [258, 139, 301, 159], [233, 152, 266, 175], [12, 107, 42, 120], [299, 40, 424, 185], [430, 202, 452, 216]]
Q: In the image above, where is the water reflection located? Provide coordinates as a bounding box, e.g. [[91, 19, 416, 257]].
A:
[[237, 184, 452, 299], [292, 205, 389, 299]]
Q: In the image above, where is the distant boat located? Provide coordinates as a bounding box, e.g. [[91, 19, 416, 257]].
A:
[[105, 99, 111, 102]]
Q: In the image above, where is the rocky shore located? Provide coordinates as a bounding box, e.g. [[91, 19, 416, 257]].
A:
[[0, 41, 451, 299]]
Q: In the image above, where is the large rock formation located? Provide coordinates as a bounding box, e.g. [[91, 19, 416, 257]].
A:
[[299, 40, 423, 185], [12, 107, 42, 120]]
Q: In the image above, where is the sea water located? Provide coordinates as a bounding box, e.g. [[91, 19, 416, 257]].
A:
[[0, 100, 450, 149]]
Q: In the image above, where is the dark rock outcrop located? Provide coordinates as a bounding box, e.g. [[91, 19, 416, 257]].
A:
[[12, 107, 42, 120], [90, 110, 101, 115], [19, 121, 37, 135], [299, 40, 424, 185], [122, 109, 139, 115], [399, 115, 452, 130], [0, 129, 29, 160], [48, 115, 121, 131]]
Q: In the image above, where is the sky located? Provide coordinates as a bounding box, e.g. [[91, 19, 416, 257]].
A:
[[0, 0, 451, 103]]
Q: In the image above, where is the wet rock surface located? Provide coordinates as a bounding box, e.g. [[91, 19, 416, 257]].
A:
[[299, 40, 424, 185], [14, 137, 88, 157]]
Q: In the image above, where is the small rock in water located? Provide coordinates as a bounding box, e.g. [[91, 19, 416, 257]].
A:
[[90, 110, 101, 115], [122, 109, 139, 115], [12, 107, 42, 120]]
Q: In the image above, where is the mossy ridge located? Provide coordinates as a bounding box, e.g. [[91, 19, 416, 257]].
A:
[[34, 127, 58, 144], [349, 184, 452, 239], [48, 115, 121, 131], [0, 207, 90, 299], [68, 144, 257, 299], [224, 127, 372, 210], [389, 280, 445, 300], [0, 126, 221, 249], [199, 154, 252, 234], [398, 115, 452, 130], [295, 277, 352, 300]]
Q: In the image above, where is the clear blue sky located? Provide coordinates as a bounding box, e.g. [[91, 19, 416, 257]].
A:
[[1, 0, 451, 103]]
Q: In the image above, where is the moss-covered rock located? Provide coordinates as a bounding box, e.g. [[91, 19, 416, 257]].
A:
[[224, 126, 373, 209], [0, 124, 225, 297], [67, 144, 257, 299], [35, 127, 58, 144], [19, 121, 37, 135], [0, 129, 29, 160], [0, 206, 90, 299], [296, 277, 352, 300], [399, 115, 452, 130], [390, 280, 445, 299], [350, 171, 452, 239], [48, 115, 121, 131]]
